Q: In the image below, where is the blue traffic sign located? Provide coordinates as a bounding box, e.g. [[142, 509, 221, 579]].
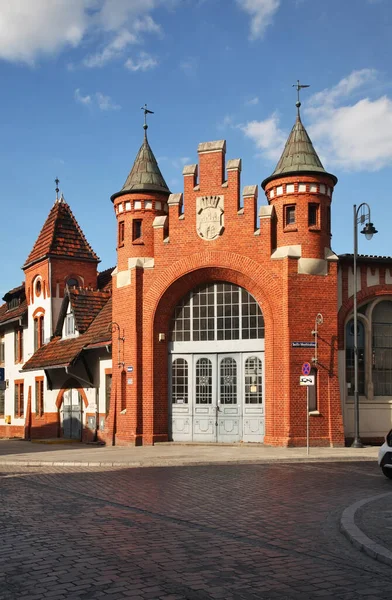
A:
[[302, 362, 311, 376]]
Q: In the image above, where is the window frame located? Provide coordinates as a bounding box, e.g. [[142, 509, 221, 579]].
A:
[[35, 377, 44, 417], [284, 204, 296, 227], [14, 380, 24, 418], [118, 220, 125, 247], [132, 219, 142, 241], [308, 203, 319, 228], [14, 328, 23, 363]]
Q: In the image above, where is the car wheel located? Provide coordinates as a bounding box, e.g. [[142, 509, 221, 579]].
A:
[[382, 466, 392, 479]]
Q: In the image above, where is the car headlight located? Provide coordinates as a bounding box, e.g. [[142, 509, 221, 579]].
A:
[[386, 430, 392, 447]]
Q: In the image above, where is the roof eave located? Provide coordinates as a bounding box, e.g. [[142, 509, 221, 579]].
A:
[[110, 186, 171, 203], [261, 169, 338, 190]]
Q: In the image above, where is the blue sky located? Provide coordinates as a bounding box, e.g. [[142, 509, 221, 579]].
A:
[[0, 0, 391, 298]]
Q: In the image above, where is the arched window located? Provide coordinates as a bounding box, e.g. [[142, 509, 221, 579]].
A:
[[66, 278, 79, 289], [372, 301, 392, 396], [170, 282, 264, 342], [345, 319, 365, 394]]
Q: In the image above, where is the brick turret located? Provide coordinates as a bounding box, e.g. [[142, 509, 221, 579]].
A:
[[262, 110, 337, 272]]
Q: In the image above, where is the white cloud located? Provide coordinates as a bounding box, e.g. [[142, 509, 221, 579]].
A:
[[240, 113, 287, 161], [0, 0, 168, 66], [245, 96, 259, 106], [125, 52, 158, 71], [239, 69, 392, 173], [75, 89, 120, 111], [74, 88, 92, 105], [96, 92, 121, 111], [236, 0, 280, 40], [0, 0, 88, 65]]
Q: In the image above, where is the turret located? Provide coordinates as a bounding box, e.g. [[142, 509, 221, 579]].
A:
[[110, 113, 170, 272], [261, 98, 337, 267]]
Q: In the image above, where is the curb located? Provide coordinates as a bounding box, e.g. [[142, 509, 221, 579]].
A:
[[340, 491, 392, 566], [0, 455, 379, 469]]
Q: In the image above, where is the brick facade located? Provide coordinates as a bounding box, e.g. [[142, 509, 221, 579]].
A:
[[106, 138, 345, 447]]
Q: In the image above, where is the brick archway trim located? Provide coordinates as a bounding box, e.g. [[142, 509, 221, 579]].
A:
[[139, 252, 280, 444], [55, 379, 89, 409]]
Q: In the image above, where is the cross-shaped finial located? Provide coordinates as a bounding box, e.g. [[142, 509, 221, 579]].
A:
[[292, 80, 310, 117], [141, 103, 154, 136], [55, 177, 60, 201]]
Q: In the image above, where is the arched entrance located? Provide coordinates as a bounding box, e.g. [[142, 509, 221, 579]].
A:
[[169, 281, 265, 442]]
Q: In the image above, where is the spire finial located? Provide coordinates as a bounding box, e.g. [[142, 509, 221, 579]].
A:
[[55, 177, 60, 202], [141, 103, 154, 138], [292, 80, 310, 118]]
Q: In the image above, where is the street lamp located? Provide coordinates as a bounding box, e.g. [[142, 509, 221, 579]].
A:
[[352, 203, 378, 448]]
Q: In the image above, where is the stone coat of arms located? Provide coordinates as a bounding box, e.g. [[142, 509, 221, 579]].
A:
[[196, 195, 224, 241]]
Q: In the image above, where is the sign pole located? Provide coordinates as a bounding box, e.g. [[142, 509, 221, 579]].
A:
[[306, 387, 309, 455]]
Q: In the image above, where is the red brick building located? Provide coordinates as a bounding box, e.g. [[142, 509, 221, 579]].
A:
[[1, 105, 391, 446], [107, 109, 344, 447]]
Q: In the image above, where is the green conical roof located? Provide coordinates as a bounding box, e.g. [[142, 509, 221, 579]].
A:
[[111, 134, 170, 201], [262, 115, 337, 188]]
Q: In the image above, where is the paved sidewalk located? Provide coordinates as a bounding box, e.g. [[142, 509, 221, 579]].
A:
[[341, 489, 392, 566], [0, 438, 380, 467]]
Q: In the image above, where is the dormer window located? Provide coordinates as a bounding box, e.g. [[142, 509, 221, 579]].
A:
[[65, 314, 75, 337], [7, 297, 19, 310]]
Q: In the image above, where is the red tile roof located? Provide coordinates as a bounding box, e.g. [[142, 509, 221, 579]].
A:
[[69, 288, 110, 334], [22, 297, 112, 371], [24, 200, 99, 268]]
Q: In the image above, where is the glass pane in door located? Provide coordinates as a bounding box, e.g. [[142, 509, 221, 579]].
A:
[[220, 357, 237, 404], [196, 358, 212, 404]]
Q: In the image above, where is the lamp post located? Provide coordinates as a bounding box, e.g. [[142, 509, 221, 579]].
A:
[[352, 203, 378, 448]]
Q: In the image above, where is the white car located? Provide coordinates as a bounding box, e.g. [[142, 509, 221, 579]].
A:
[[378, 430, 392, 479]]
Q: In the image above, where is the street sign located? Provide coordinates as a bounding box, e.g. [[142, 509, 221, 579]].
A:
[[127, 366, 133, 372], [302, 362, 311, 376], [0, 367, 4, 382], [292, 342, 316, 348], [300, 375, 315, 386]]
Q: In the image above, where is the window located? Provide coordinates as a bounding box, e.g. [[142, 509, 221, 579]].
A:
[[346, 320, 365, 394], [35, 378, 44, 416], [372, 301, 392, 396], [14, 381, 24, 417], [118, 221, 125, 246], [34, 316, 44, 351], [66, 278, 79, 289], [285, 205, 296, 226], [105, 372, 112, 415], [65, 313, 75, 337], [220, 357, 237, 404], [245, 356, 263, 404], [8, 297, 19, 310], [35, 279, 42, 297], [308, 368, 318, 411], [171, 359, 188, 404], [132, 219, 142, 241], [0, 389, 4, 418], [0, 338, 4, 363], [308, 203, 319, 227], [171, 282, 264, 342], [14, 328, 23, 363]]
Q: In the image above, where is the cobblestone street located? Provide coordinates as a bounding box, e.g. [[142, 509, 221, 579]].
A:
[[1, 460, 391, 599]]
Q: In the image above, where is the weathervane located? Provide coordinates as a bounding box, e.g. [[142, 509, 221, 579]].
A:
[[141, 103, 154, 137], [292, 80, 310, 117], [55, 177, 60, 202]]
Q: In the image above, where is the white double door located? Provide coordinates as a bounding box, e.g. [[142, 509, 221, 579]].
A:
[[170, 352, 264, 443]]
